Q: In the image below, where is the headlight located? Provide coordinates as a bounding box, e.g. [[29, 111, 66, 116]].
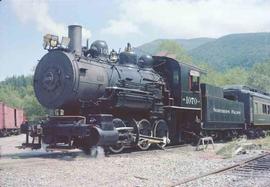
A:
[[50, 39, 58, 47], [43, 34, 59, 49]]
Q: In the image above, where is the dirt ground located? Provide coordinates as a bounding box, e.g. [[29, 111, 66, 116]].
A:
[[0, 135, 269, 187]]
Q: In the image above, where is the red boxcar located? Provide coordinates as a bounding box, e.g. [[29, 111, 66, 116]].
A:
[[4, 104, 16, 129], [0, 102, 24, 136], [0, 102, 4, 131]]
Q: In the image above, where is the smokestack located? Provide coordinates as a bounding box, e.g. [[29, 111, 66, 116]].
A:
[[68, 25, 82, 55]]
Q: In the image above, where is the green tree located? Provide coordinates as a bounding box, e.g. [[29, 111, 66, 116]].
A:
[[201, 64, 248, 86], [247, 61, 270, 92], [157, 40, 193, 63]]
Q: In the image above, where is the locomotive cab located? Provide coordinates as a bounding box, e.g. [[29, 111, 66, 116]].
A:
[[153, 56, 203, 108], [153, 56, 204, 143]]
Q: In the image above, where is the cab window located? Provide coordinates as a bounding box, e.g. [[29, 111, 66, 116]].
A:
[[189, 70, 200, 91], [173, 70, 179, 85]]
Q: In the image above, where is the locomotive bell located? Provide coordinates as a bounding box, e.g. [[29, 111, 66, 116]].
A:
[[119, 43, 137, 65], [119, 51, 137, 65]]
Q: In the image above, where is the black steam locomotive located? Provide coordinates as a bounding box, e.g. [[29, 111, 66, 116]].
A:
[[21, 25, 270, 153]]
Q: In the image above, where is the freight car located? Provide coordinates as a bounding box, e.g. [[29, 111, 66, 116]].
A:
[[0, 102, 24, 136], [21, 25, 269, 153]]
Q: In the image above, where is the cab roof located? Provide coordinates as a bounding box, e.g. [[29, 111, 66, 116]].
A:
[[153, 55, 206, 74]]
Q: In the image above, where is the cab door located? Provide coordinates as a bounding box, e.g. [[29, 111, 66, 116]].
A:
[[170, 64, 181, 102]]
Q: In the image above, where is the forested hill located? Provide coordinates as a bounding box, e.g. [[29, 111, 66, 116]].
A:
[[190, 33, 270, 70], [137, 32, 270, 71], [137, 37, 214, 55]]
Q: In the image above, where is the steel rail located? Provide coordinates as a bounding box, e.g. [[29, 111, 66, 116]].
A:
[[169, 152, 270, 187]]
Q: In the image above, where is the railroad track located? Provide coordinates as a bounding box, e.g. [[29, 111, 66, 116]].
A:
[[228, 153, 270, 178], [170, 152, 270, 186]]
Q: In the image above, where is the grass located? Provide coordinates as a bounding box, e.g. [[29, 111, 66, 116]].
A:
[[250, 135, 270, 150], [216, 135, 270, 158], [216, 139, 246, 158]]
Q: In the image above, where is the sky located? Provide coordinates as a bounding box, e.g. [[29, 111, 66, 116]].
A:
[[0, 0, 270, 80]]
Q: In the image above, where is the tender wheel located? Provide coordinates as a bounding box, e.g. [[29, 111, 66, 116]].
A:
[[153, 119, 169, 148], [108, 118, 125, 154], [137, 119, 152, 151]]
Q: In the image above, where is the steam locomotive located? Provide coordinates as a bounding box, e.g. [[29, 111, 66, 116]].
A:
[[21, 25, 270, 153]]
